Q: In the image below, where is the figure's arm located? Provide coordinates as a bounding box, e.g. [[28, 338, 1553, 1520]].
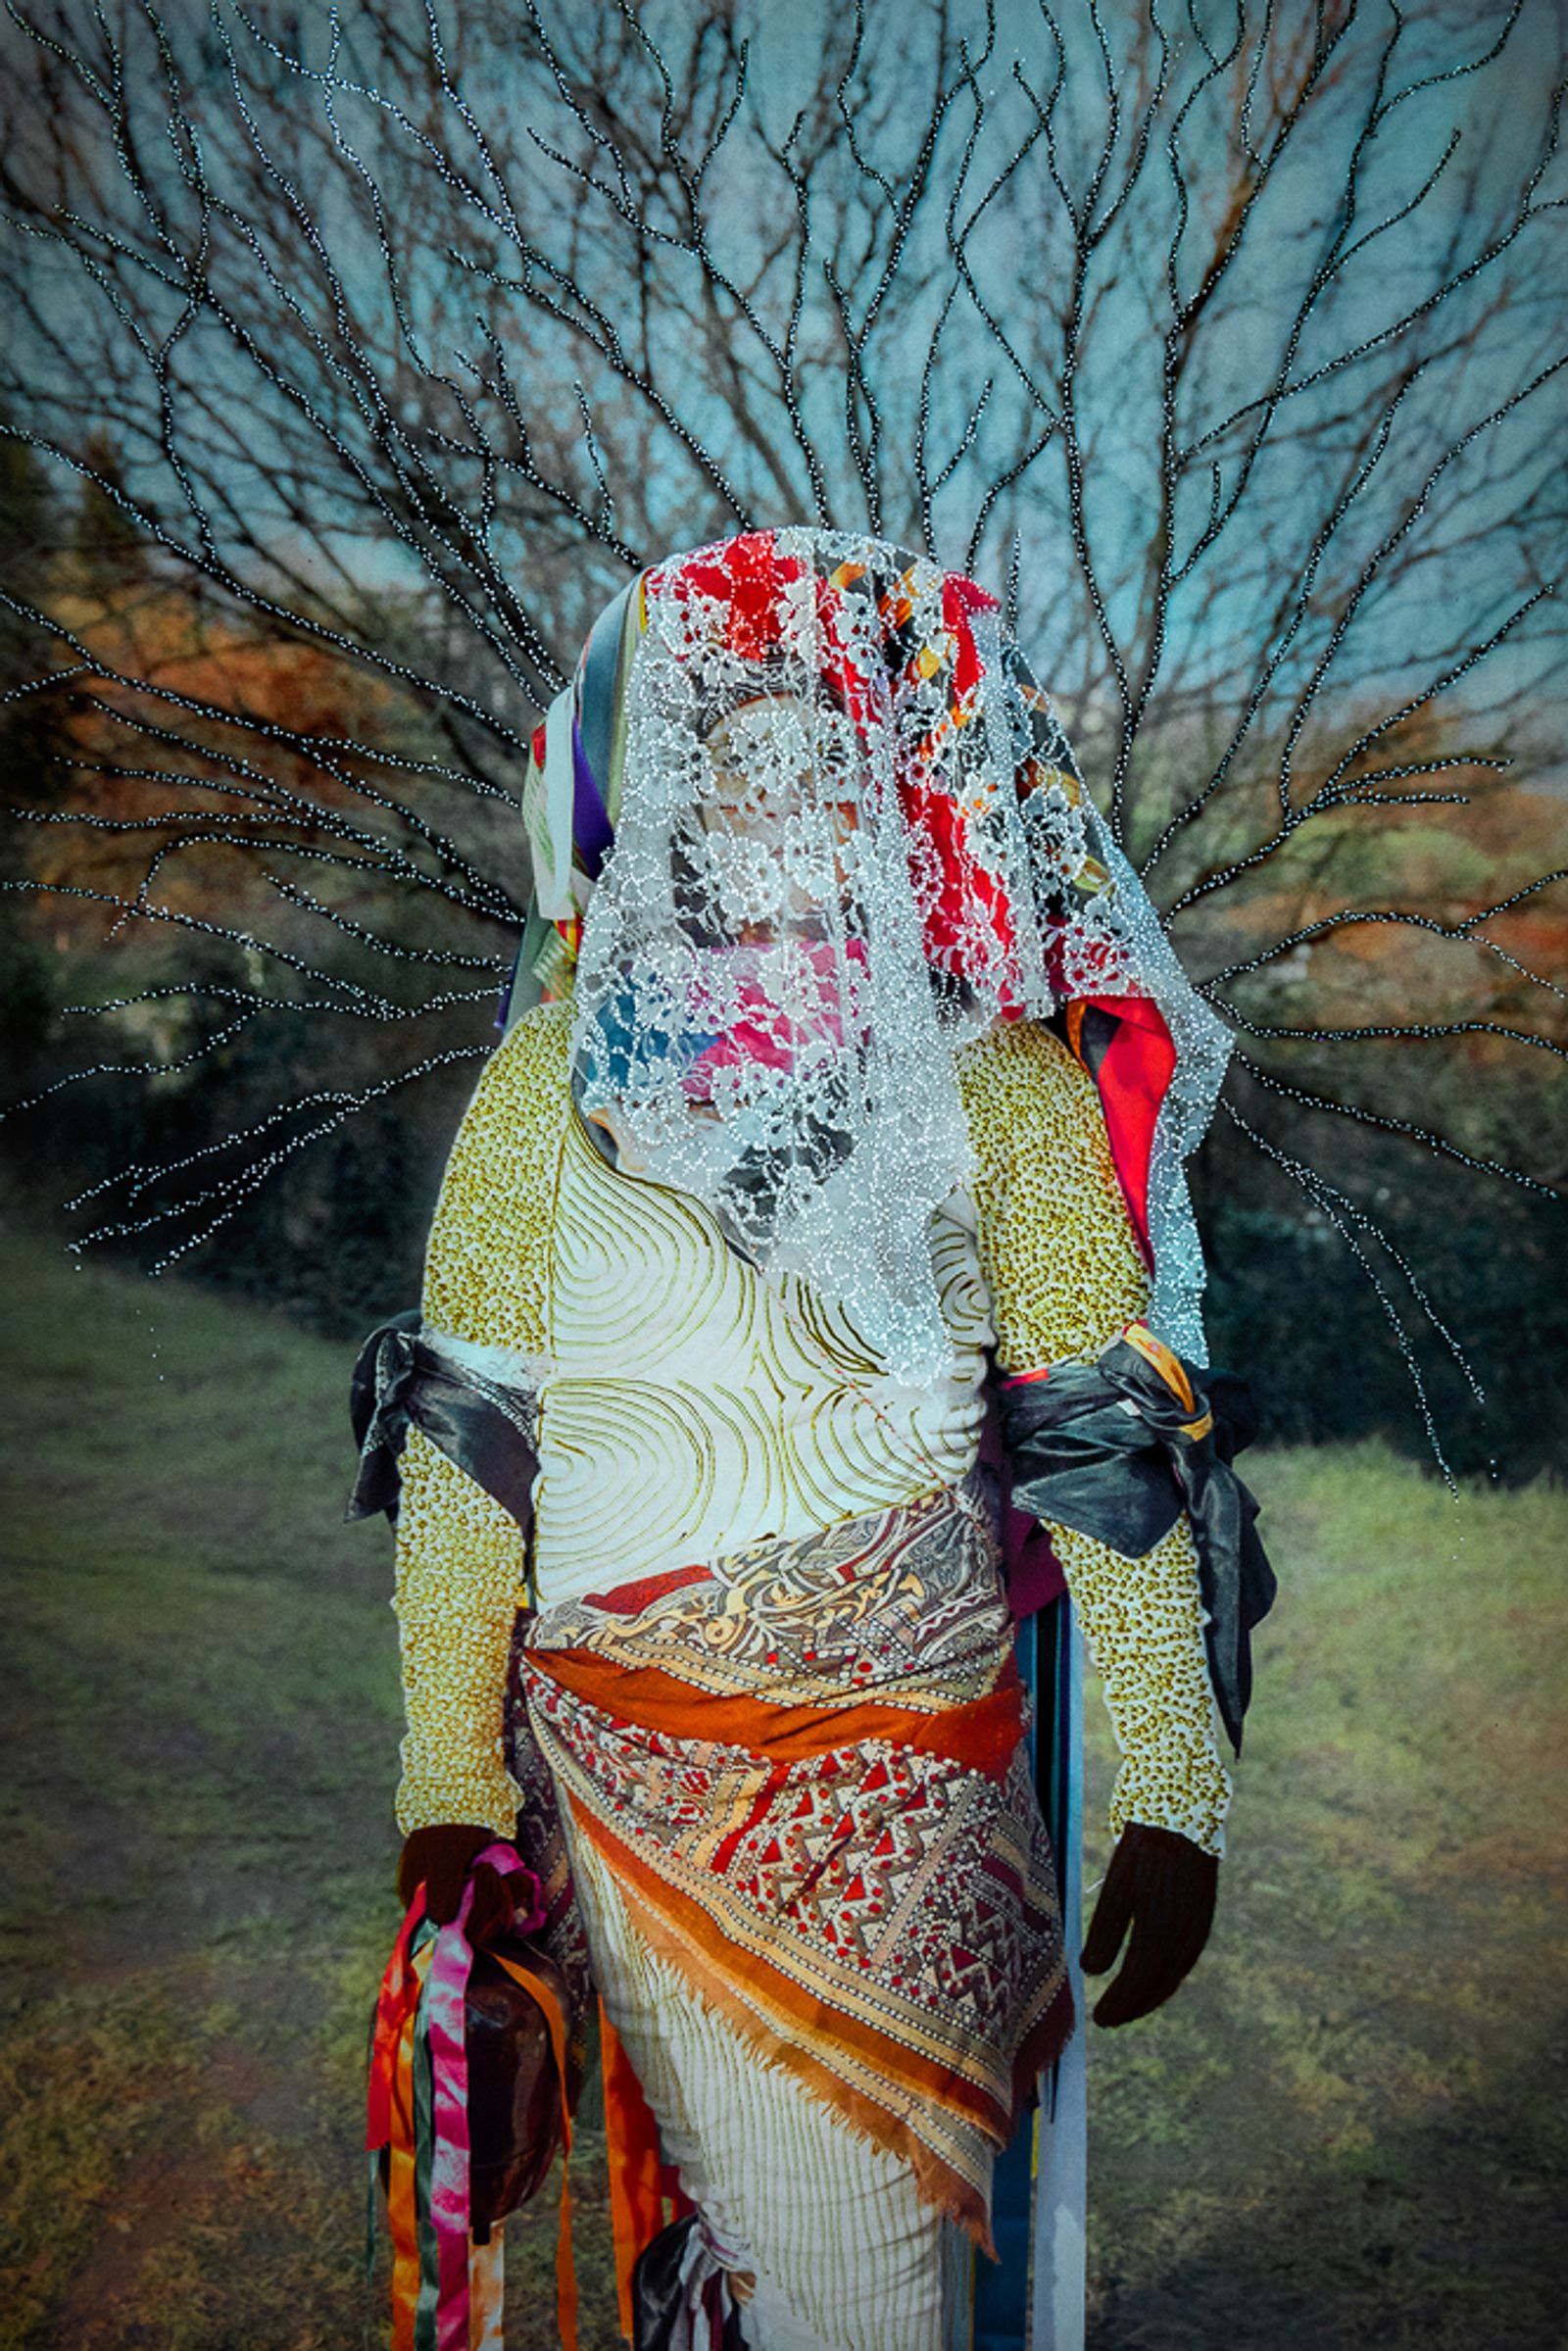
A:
[[957, 1019, 1229, 2019], [1048, 1517, 1229, 1854], [386, 1004, 569, 1912], [393, 1430, 527, 1840]]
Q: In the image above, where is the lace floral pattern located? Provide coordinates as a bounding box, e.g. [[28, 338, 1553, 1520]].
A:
[[569, 528, 1229, 1382]]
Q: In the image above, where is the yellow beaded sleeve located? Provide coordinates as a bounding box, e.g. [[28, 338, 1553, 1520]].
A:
[[391, 1003, 571, 1836], [956, 1020, 1232, 1858]]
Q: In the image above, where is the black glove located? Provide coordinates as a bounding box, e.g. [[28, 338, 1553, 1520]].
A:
[[1080, 1821, 1218, 2027], [397, 1822, 517, 1941]]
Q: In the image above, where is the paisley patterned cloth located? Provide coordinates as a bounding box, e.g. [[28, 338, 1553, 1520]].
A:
[[514, 1480, 1070, 2244]]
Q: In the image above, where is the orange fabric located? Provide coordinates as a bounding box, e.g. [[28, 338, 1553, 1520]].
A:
[[600, 2004, 690, 2337], [1119, 1317, 1197, 1413], [466, 2231, 504, 2350], [527, 1648, 1026, 1780]]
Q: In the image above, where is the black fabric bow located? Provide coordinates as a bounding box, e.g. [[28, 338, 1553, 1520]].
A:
[[346, 1310, 541, 1530], [630, 2214, 748, 2351], [1002, 1333, 1276, 1752]]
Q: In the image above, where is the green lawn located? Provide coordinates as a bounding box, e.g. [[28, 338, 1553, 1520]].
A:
[[2, 1230, 1563, 2349]]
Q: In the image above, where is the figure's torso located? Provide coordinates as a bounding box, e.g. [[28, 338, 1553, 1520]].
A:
[[418, 998, 1152, 1613], [529, 1102, 993, 1601]]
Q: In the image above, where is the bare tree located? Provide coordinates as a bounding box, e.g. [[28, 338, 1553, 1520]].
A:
[[1, 0, 1563, 1462]]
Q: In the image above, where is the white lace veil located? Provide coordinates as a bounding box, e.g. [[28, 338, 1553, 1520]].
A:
[[524, 528, 1229, 1382]]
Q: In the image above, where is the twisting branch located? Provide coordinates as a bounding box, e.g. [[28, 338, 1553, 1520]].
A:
[[0, 0, 1560, 1457]]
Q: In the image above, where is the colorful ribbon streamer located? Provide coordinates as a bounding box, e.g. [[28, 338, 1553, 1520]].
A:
[[368, 1842, 575, 2351]]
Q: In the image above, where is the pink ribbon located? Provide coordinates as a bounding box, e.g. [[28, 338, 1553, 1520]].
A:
[[421, 1841, 546, 2351]]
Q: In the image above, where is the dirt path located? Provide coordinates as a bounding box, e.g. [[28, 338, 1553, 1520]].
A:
[[3, 1232, 1563, 2347]]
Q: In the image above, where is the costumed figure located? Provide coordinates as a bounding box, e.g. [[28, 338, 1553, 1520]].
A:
[[350, 527, 1276, 2351]]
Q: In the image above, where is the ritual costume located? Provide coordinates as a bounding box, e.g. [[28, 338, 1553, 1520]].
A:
[[355, 528, 1271, 2351]]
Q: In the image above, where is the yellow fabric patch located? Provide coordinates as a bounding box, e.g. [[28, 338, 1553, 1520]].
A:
[[419, 1001, 569, 1355], [955, 1018, 1149, 1372]]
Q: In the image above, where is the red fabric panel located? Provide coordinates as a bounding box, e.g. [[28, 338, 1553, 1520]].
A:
[[1083, 994, 1177, 1266], [582, 1562, 713, 1617]]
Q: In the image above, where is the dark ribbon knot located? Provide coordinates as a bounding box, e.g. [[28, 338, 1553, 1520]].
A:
[[1002, 1328, 1276, 1752], [347, 1310, 540, 1531]]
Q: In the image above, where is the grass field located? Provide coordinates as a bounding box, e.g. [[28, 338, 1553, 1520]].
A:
[[2, 1229, 1564, 2350]]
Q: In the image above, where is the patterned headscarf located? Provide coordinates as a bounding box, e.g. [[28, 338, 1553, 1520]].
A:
[[507, 527, 1230, 1379]]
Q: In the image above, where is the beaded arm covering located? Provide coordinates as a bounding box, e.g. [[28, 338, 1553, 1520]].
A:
[[392, 1004, 571, 1836], [956, 1020, 1232, 1858]]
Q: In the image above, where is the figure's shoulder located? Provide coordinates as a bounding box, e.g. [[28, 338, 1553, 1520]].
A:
[[422, 1004, 571, 1347], [955, 1016, 1101, 1150], [956, 1014, 1074, 1084], [955, 1017, 1148, 1357], [436, 1001, 572, 1199], [461, 1000, 573, 1138]]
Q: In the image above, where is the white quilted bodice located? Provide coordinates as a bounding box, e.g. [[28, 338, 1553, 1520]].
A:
[[530, 1106, 993, 1602]]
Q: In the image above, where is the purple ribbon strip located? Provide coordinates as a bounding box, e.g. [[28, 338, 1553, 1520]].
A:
[[570, 716, 614, 879]]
